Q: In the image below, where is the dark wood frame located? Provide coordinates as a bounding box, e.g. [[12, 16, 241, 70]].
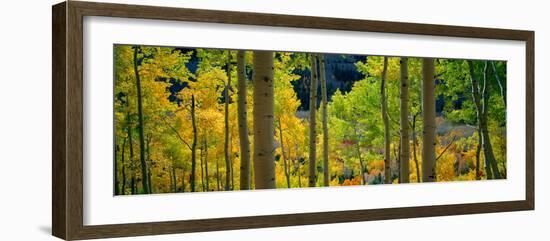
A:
[[52, 1, 535, 240]]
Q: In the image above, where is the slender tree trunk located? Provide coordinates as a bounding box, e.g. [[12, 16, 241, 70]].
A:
[[399, 57, 411, 183], [204, 136, 209, 191], [278, 119, 291, 188], [356, 144, 366, 185], [252, 51, 276, 189], [308, 54, 319, 187], [181, 168, 186, 192], [169, 165, 176, 192], [224, 51, 232, 191], [490, 61, 506, 107], [422, 58, 436, 183], [287, 145, 293, 187], [121, 137, 127, 194], [146, 137, 153, 194], [129, 121, 136, 194], [319, 54, 330, 187], [469, 61, 493, 180], [130, 176, 136, 194], [230, 131, 235, 190], [297, 145, 302, 188], [200, 140, 206, 191], [190, 94, 198, 192], [468, 61, 493, 179], [236, 50, 251, 190], [396, 140, 401, 182], [412, 114, 421, 183], [380, 57, 391, 184], [216, 158, 221, 191], [171, 166, 176, 192], [297, 162, 302, 188], [170, 166, 174, 192], [482, 62, 501, 179], [468, 61, 500, 179], [114, 142, 120, 195], [475, 127, 484, 180], [353, 128, 366, 185], [132, 46, 150, 194]]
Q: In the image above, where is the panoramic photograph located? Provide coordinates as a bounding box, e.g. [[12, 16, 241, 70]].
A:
[[113, 45, 507, 195]]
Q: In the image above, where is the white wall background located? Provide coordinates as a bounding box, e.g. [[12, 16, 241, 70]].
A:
[[0, 0, 547, 240]]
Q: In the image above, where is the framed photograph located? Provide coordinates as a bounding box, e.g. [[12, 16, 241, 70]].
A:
[[52, 1, 534, 240]]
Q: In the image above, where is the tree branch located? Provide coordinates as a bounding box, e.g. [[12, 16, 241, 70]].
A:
[[161, 116, 192, 150], [435, 135, 457, 161]]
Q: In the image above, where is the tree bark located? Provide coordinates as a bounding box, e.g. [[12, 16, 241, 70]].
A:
[[308, 54, 319, 187], [224, 51, 232, 191], [319, 54, 330, 187], [422, 58, 437, 182], [132, 46, 150, 194], [396, 139, 401, 182], [399, 57, 411, 183], [252, 51, 276, 189], [190, 94, 198, 192], [482, 62, 501, 179], [412, 113, 421, 183], [236, 50, 251, 190], [381, 57, 391, 184]]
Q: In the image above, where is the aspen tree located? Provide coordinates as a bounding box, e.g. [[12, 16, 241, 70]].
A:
[[132, 46, 150, 193], [237, 50, 251, 190], [224, 51, 232, 191], [308, 54, 319, 187], [319, 54, 330, 187], [381, 57, 391, 184], [252, 51, 276, 189], [422, 58, 436, 182], [399, 57, 410, 183]]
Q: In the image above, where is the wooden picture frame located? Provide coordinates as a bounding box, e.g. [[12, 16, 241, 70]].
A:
[[52, 1, 534, 240]]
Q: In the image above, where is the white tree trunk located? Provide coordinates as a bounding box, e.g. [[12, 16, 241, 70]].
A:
[[308, 54, 319, 187], [319, 54, 329, 187], [252, 51, 276, 189], [490, 61, 506, 107], [237, 50, 251, 190], [399, 57, 410, 183], [422, 58, 436, 182], [482, 62, 501, 179], [381, 57, 391, 184], [468, 61, 499, 179]]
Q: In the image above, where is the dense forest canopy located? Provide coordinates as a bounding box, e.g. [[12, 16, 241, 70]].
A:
[[113, 45, 507, 195]]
